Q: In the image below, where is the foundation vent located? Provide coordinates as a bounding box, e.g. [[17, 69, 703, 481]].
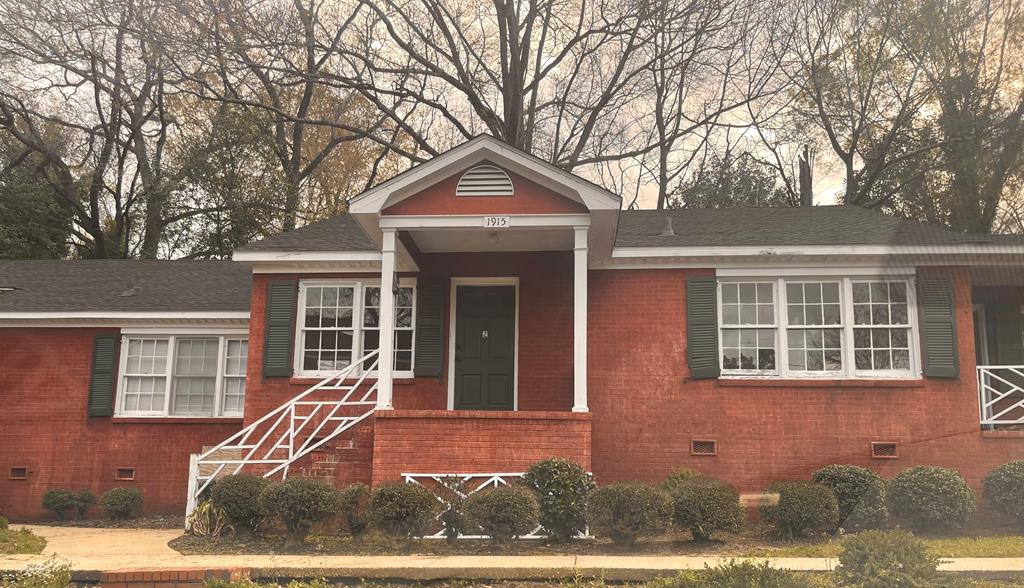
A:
[[457, 165, 514, 196], [115, 467, 136, 481], [691, 439, 718, 456], [8, 467, 28, 480], [871, 442, 899, 459]]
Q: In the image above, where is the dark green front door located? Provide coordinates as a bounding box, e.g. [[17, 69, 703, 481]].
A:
[[454, 285, 515, 410]]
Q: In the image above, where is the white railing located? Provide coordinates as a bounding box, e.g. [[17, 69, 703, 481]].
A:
[[186, 350, 381, 518], [402, 472, 589, 539], [978, 365, 1024, 426]]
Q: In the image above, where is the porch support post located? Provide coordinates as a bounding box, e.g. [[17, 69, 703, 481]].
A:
[[573, 226, 589, 413], [377, 228, 397, 410]]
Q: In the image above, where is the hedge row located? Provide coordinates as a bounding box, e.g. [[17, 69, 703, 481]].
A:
[[41, 487, 140, 520]]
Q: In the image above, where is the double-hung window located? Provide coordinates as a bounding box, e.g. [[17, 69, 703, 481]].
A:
[[296, 280, 416, 377], [718, 277, 918, 378], [118, 335, 248, 417]]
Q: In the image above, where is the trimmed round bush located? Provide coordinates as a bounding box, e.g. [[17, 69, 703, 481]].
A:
[[337, 483, 370, 538], [812, 464, 887, 531], [662, 468, 697, 494], [587, 482, 672, 546], [837, 529, 940, 587], [209, 474, 271, 535], [42, 489, 78, 520], [983, 461, 1024, 530], [73, 489, 96, 519], [667, 475, 745, 541], [463, 484, 540, 545], [259, 478, 342, 548], [100, 487, 143, 519], [888, 466, 975, 533], [760, 481, 838, 539], [522, 458, 594, 543], [368, 482, 440, 540]]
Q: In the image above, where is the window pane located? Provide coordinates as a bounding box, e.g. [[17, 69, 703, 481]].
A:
[[722, 283, 738, 303], [171, 338, 218, 416], [721, 328, 776, 372]]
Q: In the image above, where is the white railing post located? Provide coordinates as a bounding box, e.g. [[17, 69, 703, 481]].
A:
[[184, 453, 199, 529], [572, 225, 589, 413], [377, 228, 397, 410]]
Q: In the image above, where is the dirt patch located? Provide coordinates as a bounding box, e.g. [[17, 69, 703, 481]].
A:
[[42, 514, 184, 529]]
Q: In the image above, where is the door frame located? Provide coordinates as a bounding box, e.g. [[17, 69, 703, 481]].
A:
[[973, 304, 990, 366], [447, 277, 520, 411]]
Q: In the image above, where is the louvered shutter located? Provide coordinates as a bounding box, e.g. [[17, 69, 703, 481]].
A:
[[414, 279, 445, 377], [687, 277, 720, 379], [918, 274, 959, 378], [263, 280, 297, 377], [88, 334, 118, 417]]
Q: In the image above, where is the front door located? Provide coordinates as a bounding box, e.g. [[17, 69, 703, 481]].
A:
[[454, 285, 515, 410]]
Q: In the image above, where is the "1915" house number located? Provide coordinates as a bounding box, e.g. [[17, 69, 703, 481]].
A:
[[483, 216, 510, 228]]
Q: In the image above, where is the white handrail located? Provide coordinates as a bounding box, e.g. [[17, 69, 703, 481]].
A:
[[977, 365, 1024, 426]]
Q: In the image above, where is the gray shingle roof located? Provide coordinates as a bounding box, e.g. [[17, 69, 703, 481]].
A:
[[0, 260, 251, 313], [235, 214, 376, 252], [615, 206, 1021, 248]]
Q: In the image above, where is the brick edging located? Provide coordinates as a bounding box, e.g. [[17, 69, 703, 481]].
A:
[[98, 568, 249, 587]]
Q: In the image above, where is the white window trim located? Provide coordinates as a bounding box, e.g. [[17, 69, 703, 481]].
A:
[[115, 334, 248, 418], [293, 278, 417, 378], [718, 275, 921, 380]]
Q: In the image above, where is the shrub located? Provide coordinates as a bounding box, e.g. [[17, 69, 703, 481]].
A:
[[99, 487, 143, 519], [259, 478, 342, 548], [888, 466, 975, 533], [1, 557, 72, 588], [668, 475, 745, 541], [436, 477, 469, 543], [72, 489, 95, 519], [522, 458, 594, 542], [186, 500, 229, 538], [662, 468, 698, 493], [760, 481, 838, 539], [40, 490, 77, 521], [0, 517, 7, 530], [648, 560, 824, 588], [367, 482, 440, 540], [463, 484, 540, 545], [587, 482, 672, 546], [209, 474, 271, 535], [836, 529, 940, 587], [812, 464, 887, 531], [337, 483, 370, 539], [983, 461, 1024, 530]]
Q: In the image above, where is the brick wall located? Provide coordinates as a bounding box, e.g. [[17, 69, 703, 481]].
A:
[[587, 266, 1024, 491], [371, 410, 592, 484], [0, 328, 241, 520]]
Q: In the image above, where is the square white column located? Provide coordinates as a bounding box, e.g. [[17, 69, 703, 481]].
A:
[[376, 228, 397, 410], [573, 226, 588, 413]]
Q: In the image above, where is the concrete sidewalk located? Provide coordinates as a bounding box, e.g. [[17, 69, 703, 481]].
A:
[[3, 525, 1024, 581]]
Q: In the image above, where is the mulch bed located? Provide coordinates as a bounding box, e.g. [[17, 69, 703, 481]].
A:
[[42, 514, 184, 529]]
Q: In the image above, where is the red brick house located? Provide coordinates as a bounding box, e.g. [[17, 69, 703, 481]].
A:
[[2, 135, 1023, 520]]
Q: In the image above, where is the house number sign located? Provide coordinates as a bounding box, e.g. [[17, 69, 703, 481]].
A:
[[483, 215, 510, 228]]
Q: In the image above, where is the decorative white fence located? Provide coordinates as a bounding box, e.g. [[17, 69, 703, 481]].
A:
[[401, 472, 589, 539], [978, 365, 1024, 426], [186, 350, 381, 518]]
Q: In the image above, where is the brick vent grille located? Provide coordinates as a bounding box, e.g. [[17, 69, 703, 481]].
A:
[[871, 442, 899, 459], [691, 439, 718, 456], [116, 467, 137, 481], [8, 467, 28, 480]]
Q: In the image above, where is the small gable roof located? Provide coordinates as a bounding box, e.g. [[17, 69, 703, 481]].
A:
[[0, 260, 251, 314]]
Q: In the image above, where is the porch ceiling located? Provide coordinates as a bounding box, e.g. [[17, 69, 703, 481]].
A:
[[972, 266, 1024, 287]]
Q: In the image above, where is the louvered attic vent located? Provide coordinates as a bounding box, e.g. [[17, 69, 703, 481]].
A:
[[456, 164, 514, 196]]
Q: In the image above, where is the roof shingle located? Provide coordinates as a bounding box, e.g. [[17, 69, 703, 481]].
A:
[[235, 214, 376, 252]]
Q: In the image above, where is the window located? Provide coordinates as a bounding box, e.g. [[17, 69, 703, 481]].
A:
[[719, 277, 918, 378], [295, 280, 416, 377], [117, 335, 248, 417]]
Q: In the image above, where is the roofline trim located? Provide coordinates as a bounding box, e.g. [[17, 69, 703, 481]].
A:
[[232, 251, 382, 263], [611, 243, 1024, 258], [0, 311, 251, 320]]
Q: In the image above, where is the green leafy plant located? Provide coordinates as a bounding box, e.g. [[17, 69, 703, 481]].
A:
[[812, 464, 887, 531], [587, 482, 672, 546], [367, 482, 440, 541], [662, 468, 698, 494], [888, 466, 975, 533], [760, 481, 838, 539], [0, 557, 71, 588], [187, 500, 230, 538], [259, 478, 342, 548], [99, 487, 143, 519], [463, 484, 540, 545], [337, 483, 370, 539], [522, 458, 595, 542], [40, 490, 77, 521], [647, 560, 824, 588], [983, 460, 1024, 531], [667, 475, 745, 541], [209, 474, 271, 536], [72, 489, 95, 519], [836, 529, 940, 587], [436, 476, 469, 543], [0, 517, 7, 530]]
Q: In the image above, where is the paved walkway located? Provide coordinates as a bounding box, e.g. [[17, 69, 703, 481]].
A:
[[3, 526, 1024, 580]]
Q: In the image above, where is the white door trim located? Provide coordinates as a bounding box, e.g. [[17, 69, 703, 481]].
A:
[[446, 277, 520, 411]]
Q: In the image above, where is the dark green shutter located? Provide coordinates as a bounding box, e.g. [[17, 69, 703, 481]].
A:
[[687, 277, 720, 379], [414, 279, 445, 377], [918, 273, 959, 378], [263, 280, 297, 377], [88, 334, 118, 417], [994, 304, 1024, 365]]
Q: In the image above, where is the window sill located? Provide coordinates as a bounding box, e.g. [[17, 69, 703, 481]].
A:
[[111, 417, 244, 425], [718, 378, 926, 388], [288, 376, 416, 386]]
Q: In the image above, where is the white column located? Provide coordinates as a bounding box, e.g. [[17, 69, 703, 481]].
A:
[[572, 226, 588, 413], [376, 228, 397, 410]]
